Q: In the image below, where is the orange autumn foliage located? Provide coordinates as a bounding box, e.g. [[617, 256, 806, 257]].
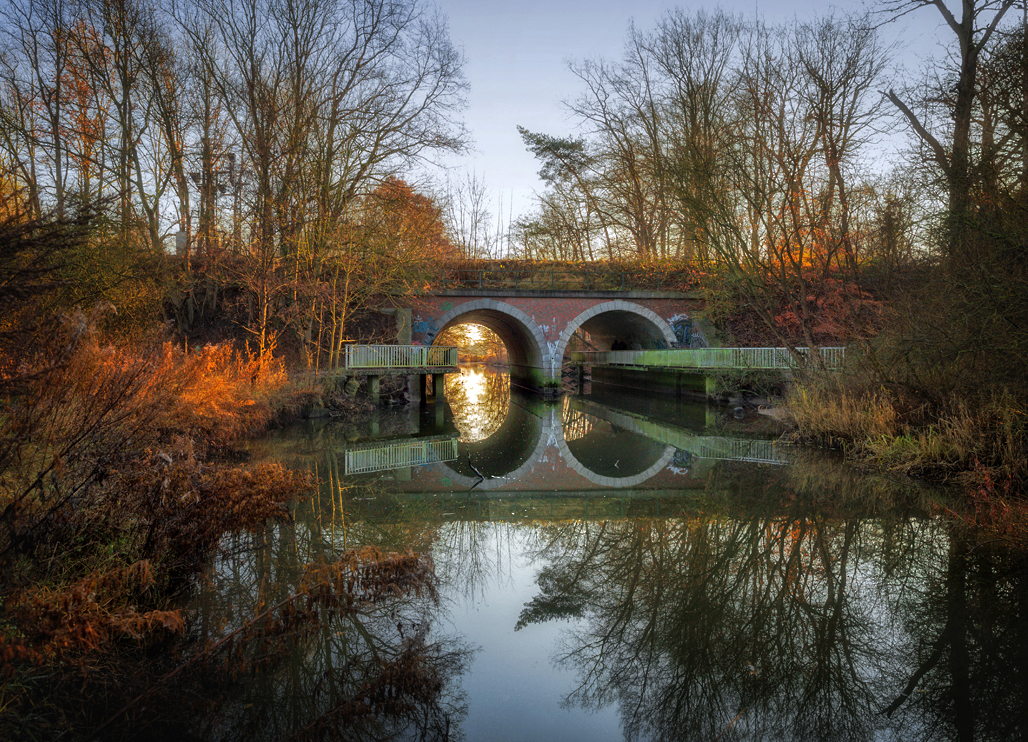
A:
[[368, 178, 461, 265], [0, 317, 311, 685]]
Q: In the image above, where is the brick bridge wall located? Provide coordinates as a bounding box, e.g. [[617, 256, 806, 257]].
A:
[[402, 291, 706, 394]]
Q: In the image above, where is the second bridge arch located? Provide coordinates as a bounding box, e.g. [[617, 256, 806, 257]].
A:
[[411, 296, 684, 395]]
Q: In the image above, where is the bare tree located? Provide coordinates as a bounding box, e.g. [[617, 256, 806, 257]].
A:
[[645, 8, 747, 266], [881, 0, 1016, 256], [441, 170, 495, 260], [566, 35, 674, 259], [795, 14, 890, 274], [0, 0, 77, 216], [175, 0, 467, 355]]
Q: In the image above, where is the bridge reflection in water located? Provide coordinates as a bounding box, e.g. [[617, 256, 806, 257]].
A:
[[224, 368, 1026, 742], [321, 366, 790, 495]]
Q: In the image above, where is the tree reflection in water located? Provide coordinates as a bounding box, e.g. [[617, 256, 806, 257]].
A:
[[241, 384, 1028, 742], [189, 506, 472, 742], [445, 367, 510, 442], [515, 464, 1028, 742], [562, 396, 598, 442]]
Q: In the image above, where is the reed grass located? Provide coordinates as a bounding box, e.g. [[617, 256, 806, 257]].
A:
[[786, 375, 1027, 486]]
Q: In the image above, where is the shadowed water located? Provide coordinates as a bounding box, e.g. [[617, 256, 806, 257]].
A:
[[194, 367, 1028, 742]]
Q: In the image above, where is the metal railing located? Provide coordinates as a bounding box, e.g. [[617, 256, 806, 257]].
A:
[[345, 437, 460, 474], [569, 346, 845, 370], [344, 344, 458, 370], [691, 437, 788, 464]]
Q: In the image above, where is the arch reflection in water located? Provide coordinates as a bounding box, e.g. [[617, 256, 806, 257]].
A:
[[429, 368, 789, 493], [443, 370, 553, 486], [559, 396, 675, 485], [418, 367, 781, 492], [440, 369, 676, 491], [236, 377, 1028, 742]]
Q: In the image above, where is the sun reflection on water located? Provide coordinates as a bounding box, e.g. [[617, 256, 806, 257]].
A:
[[444, 367, 510, 443]]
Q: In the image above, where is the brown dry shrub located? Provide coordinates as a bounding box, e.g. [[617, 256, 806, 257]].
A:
[[124, 454, 315, 582], [3, 561, 186, 668], [0, 315, 318, 738], [0, 328, 290, 551], [785, 373, 907, 445], [787, 370, 1027, 487], [166, 342, 288, 442]]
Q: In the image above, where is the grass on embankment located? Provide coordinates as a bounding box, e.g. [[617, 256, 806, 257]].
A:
[[785, 373, 1028, 542], [786, 375, 1026, 481]]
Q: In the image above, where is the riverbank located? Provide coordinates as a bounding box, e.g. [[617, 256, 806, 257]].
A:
[[783, 374, 1028, 543], [0, 329, 433, 740]]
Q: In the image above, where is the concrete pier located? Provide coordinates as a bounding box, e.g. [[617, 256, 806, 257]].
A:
[[590, 365, 716, 400]]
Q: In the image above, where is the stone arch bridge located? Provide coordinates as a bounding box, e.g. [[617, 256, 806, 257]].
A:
[[404, 288, 706, 395]]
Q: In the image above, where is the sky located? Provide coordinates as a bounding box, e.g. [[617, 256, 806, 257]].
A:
[[426, 0, 949, 226]]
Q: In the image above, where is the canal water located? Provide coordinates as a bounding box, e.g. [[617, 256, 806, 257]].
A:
[[196, 367, 1028, 742]]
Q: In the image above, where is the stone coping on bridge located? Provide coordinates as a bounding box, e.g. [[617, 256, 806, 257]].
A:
[[427, 288, 704, 300]]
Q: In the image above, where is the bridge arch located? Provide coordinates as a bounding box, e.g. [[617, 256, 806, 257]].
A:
[[432, 299, 553, 392], [552, 300, 678, 370]]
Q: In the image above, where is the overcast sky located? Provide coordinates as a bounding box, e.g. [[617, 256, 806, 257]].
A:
[[426, 0, 951, 225]]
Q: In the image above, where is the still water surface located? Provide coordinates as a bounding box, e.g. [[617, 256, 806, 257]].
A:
[[198, 367, 1028, 741]]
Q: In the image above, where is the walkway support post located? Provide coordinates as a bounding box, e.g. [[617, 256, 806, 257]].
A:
[[343, 344, 458, 406]]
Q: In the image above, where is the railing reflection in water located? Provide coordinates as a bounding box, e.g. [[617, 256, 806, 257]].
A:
[[222, 383, 1028, 742], [344, 437, 460, 475]]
